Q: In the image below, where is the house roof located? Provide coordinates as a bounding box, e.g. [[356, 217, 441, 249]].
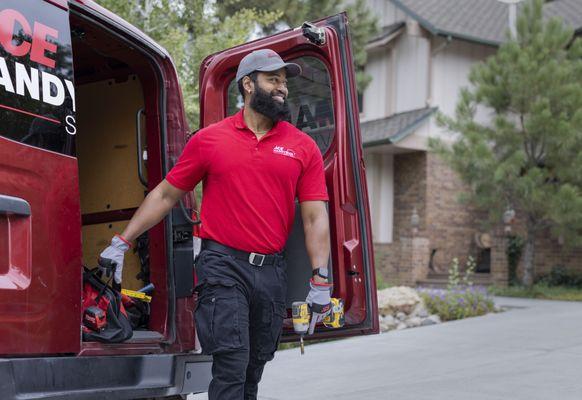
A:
[[544, 0, 582, 34], [366, 21, 406, 49], [361, 107, 437, 147], [389, 0, 582, 46]]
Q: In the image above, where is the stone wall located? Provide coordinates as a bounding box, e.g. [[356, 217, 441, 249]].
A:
[[508, 228, 582, 281], [373, 152, 427, 286], [374, 151, 490, 285], [372, 150, 582, 287], [425, 153, 489, 272]]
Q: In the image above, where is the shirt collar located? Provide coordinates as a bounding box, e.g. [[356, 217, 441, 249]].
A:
[[233, 109, 247, 130], [233, 108, 281, 137]]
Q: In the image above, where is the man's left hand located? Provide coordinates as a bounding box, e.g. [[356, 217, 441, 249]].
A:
[[306, 278, 332, 333]]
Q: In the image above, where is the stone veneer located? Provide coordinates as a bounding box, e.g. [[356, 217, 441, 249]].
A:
[[373, 149, 582, 286]]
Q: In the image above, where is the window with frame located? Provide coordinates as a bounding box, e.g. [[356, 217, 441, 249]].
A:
[[226, 56, 335, 156]]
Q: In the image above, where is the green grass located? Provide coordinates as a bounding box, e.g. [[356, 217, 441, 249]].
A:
[[489, 283, 582, 302]]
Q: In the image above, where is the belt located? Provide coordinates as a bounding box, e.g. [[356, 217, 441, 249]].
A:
[[201, 239, 283, 267]]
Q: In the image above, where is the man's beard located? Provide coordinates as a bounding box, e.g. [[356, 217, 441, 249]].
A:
[[249, 85, 290, 122]]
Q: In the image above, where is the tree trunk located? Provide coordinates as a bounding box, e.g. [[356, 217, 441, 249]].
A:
[[522, 226, 536, 287]]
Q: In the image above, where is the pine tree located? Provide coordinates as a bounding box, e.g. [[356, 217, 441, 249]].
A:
[[430, 0, 582, 286]]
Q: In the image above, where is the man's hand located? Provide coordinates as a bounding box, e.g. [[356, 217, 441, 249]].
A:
[[98, 235, 131, 284], [305, 278, 332, 334]]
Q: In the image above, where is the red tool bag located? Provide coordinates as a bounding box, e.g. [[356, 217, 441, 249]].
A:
[[82, 267, 133, 343]]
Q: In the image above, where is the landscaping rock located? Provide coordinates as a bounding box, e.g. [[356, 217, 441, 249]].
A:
[[410, 302, 429, 319], [406, 317, 422, 328], [377, 286, 422, 316], [379, 315, 397, 331], [420, 315, 442, 326], [396, 322, 407, 330], [376, 287, 448, 332]]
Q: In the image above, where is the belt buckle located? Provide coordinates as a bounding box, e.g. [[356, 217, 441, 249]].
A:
[[249, 252, 265, 266]]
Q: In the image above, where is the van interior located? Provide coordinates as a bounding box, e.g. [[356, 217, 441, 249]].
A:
[[70, 12, 165, 343], [69, 11, 334, 345]]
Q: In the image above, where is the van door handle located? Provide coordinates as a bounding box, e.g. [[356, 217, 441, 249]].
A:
[[0, 195, 31, 216], [136, 107, 148, 188]]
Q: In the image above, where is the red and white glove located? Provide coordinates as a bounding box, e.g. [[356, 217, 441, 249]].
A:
[[98, 234, 131, 284], [305, 279, 332, 334]]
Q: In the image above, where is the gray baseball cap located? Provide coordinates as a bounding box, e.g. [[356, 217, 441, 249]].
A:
[[236, 49, 302, 82]]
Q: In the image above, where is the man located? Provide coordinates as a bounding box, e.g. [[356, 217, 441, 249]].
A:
[[99, 49, 332, 399]]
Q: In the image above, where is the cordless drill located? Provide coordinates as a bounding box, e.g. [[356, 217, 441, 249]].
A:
[[291, 298, 345, 355]]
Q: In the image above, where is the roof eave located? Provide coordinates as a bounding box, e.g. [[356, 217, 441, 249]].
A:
[[390, 0, 502, 47], [363, 107, 438, 148], [365, 23, 406, 51], [436, 31, 501, 47]]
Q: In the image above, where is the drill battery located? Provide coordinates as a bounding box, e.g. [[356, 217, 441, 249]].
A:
[[323, 298, 345, 328]]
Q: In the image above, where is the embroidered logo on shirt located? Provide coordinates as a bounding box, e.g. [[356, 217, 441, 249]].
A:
[[273, 145, 296, 158]]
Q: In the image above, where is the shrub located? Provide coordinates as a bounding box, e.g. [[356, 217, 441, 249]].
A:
[[418, 256, 495, 321], [418, 286, 496, 322], [447, 256, 476, 291], [536, 265, 582, 288]]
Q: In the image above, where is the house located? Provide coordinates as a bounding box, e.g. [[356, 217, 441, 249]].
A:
[[360, 0, 582, 286]]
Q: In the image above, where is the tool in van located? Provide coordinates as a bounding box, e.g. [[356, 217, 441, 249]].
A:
[[291, 298, 345, 355], [121, 283, 155, 303], [83, 306, 107, 332]]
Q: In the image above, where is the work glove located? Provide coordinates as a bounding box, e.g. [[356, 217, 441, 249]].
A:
[[98, 235, 131, 284], [305, 279, 332, 334]]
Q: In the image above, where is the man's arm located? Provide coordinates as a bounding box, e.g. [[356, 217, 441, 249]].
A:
[[121, 179, 187, 242], [300, 200, 330, 283]]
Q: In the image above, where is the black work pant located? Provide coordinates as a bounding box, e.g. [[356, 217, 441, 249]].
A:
[[194, 248, 287, 400]]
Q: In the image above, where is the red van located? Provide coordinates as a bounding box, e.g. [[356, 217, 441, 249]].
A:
[[0, 0, 378, 398]]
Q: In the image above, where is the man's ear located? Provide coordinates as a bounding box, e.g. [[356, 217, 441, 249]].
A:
[[242, 76, 254, 94]]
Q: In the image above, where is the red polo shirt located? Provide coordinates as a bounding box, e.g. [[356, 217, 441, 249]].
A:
[[166, 109, 328, 254]]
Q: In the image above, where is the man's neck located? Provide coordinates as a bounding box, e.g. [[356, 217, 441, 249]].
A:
[[243, 106, 274, 140]]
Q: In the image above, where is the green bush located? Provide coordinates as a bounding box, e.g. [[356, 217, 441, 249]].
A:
[[418, 256, 496, 321], [419, 287, 496, 322], [535, 265, 582, 288]]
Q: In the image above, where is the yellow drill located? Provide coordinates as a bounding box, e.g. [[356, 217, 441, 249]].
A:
[[291, 298, 345, 355]]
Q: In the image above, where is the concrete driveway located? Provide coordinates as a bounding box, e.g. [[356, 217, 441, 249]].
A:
[[190, 296, 582, 400]]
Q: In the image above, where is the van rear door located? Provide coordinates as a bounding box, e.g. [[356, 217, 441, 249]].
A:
[[0, 0, 81, 355], [198, 13, 379, 339]]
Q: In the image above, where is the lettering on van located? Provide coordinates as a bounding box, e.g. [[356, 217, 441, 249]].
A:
[[0, 8, 76, 134]]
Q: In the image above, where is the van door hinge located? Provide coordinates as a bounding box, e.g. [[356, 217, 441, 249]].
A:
[[302, 22, 326, 45]]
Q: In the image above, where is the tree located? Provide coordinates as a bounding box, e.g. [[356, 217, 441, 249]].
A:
[[95, 1, 377, 125], [95, 0, 279, 127], [215, 0, 378, 92], [430, 0, 582, 286]]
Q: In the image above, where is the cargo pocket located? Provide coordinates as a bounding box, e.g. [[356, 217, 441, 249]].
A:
[[257, 300, 287, 361], [195, 277, 243, 355]]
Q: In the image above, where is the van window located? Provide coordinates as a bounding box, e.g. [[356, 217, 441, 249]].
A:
[[227, 56, 335, 155], [0, 0, 76, 155]]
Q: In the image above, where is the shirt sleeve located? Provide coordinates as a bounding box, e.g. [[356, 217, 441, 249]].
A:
[[297, 140, 329, 202], [165, 132, 208, 191]]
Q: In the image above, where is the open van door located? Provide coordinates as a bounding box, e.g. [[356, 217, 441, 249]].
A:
[[0, 0, 81, 355], [198, 13, 379, 339]]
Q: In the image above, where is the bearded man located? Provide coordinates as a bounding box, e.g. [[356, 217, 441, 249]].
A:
[[98, 49, 332, 400]]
